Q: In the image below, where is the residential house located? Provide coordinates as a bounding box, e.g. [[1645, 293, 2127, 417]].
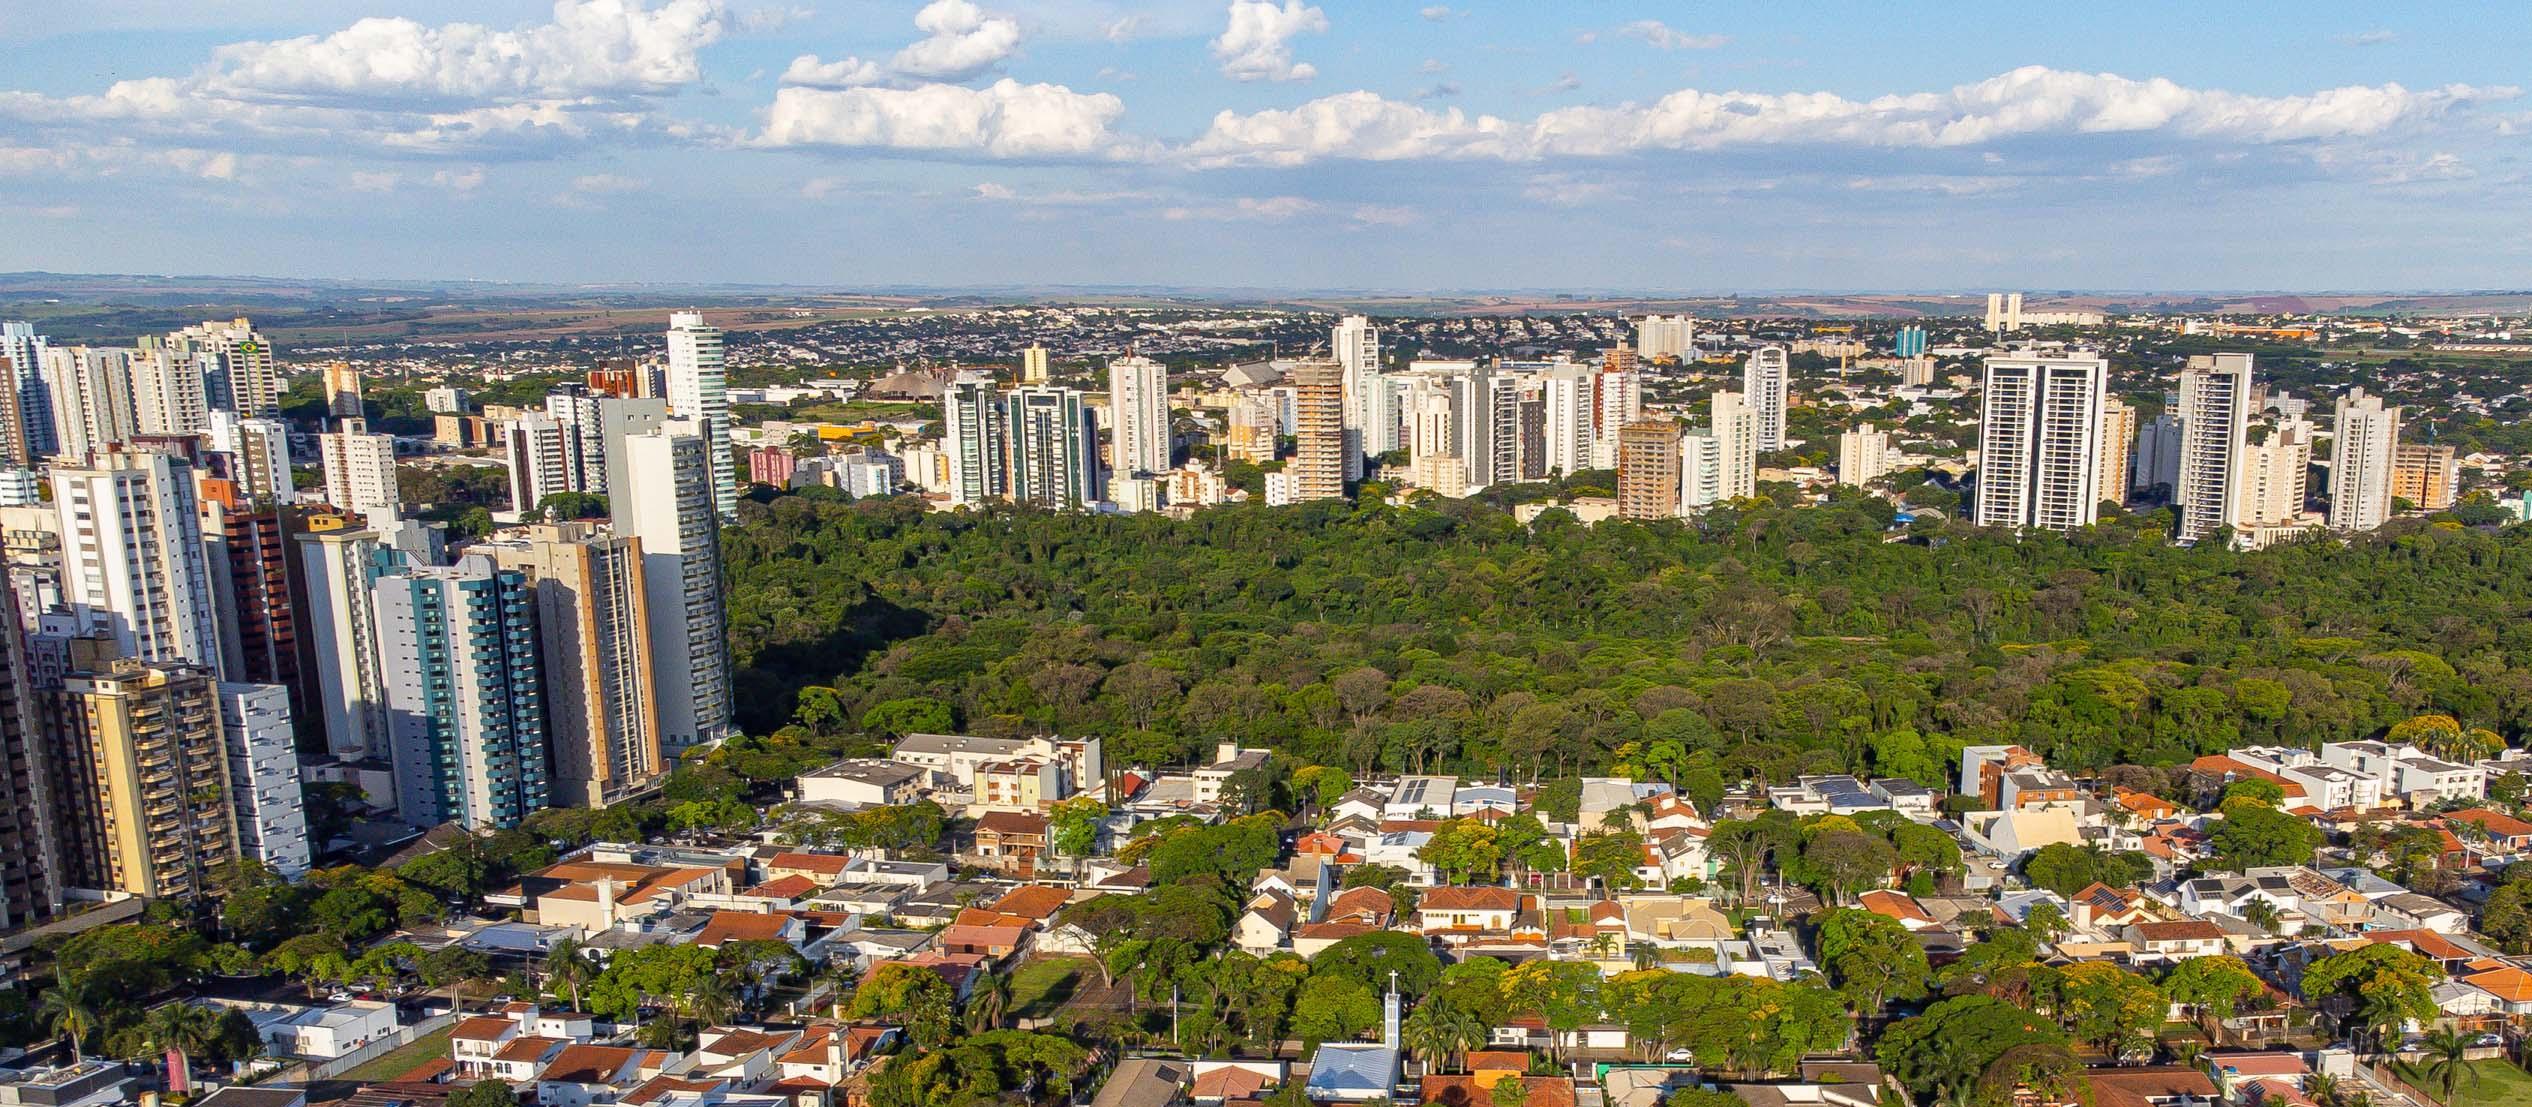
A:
[[795, 759, 927, 809], [2126, 920, 2228, 964], [1386, 776, 1460, 819], [1092, 1058, 1191, 1107], [891, 732, 1102, 796], [1858, 891, 1937, 931], [535, 1045, 675, 1107], [1417, 887, 1524, 933], [972, 811, 1051, 875]]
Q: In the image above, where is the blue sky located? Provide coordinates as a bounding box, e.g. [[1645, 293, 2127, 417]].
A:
[[2, 1, 2527, 291]]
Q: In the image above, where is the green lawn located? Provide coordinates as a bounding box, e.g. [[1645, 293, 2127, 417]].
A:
[[336, 1025, 454, 1084], [1009, 957, 1091, 1020], [2393, 1057, 2532, 1107]]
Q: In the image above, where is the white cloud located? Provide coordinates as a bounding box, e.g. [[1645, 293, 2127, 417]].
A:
[[1104, 16, 1144, 42], [893, 0, 1022, 81], [736, 5, 814, 33], [1521, 172, 1621, 207], [756, 78, 1139, 159], [203, 0, 725, 102], [0, 2, 715, 161], [348, 170, 401, 191], [1162, 195, 1316, 221], [1351, 203, 1419, 225], [573, 172, 646, 191], [1418, 6, 1460, 21], [780, 0, 1018, 88], [2339, 29, 2398, 47], [1186, 66, 2516, 167], [1617, 21, 1728, 51], [1212, 0, 1328, 83], [431, 166, 487, 190], [781, 55, 885, 88]]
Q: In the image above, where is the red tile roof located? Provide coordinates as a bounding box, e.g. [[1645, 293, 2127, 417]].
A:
[[695, 910, 795, 948], [1419, 1076, 1577, 1107], [1420, 886, 1522, 912], [992, 885, 1073, 919]]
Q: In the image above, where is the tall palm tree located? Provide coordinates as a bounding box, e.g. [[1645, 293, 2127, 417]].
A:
[[142, 1003, 221, 1092], [965, 970, 1010, 1034], [2305, 1072, 2343, 1107], [1401, 1000, 1457, 1072], [2418, 1028, 2477, 1106], [2242, 900, 2282, 937], [39, 976, 102, 1065], [544, 938, 596, 1012], [690, 973, 739, 1030]]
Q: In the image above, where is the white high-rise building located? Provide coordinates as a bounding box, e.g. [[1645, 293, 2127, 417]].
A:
[[2328, 388, 2401, 533], [297, 526, 400, 760], [1742, 346, 1790, 454], [1107, 355, 1170, 479], [619, 421, 732, 753], [1838, 423, 1896, 488], [320, 418, 401, 518], [592, 395, 670, 503], [664, 311, 736, 519], [2175, 353, 2254, 544], [0, 320, 52, 460], [218, 683, 312, 878], [1589, 368, 1643, 469], [1636, 315, 1696, 362], [1683, 390, 1759, 507], [942, 373, 1006, 506], [1976, 351, 2107, 532], [1334, 315, 1382, 479], [130, 347, 211, 436], [1005, 386, 1102, 510], [51, 450, 224, 671], [1538, 364, 1591, 476], [504, 414, 575, 515], [165, 318, 278, 416], [2238, 419, 2314, 533], [42, 347, 138, 459], [207, 411, 293, 505], [1985, 293, 2025, 333]]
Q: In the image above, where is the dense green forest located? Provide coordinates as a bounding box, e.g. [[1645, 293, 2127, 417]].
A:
[[722, 486, 2532, 789]]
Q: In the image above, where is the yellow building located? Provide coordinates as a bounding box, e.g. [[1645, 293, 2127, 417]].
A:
[[47, 641, 233, 900], [485, 523, 663, 809], [2391, 443, 2459, 511]]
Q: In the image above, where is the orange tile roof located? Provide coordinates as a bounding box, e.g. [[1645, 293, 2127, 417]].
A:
[[491, 1035, 566, 1062], [2369, 929, 2474, 962], [2133, 920, 2225, 942], [1859, 890, 1935, 925], [1420, 886, 1522, 912], [744, 874, 820, 899], [541, 1045, 645, 1085], [767, 851, 851, 875], [621, 1076, 724, 1104], [1420, 1076, 1577, 1107], [975, 810, 1049, 835], [450, 1015, 519, 1042], [1193, 1068, 1271, 1098], [2451, 808, 2532, 838], [992, 884, 1073, 919], [2463, 966, 2532, 1003], [695, 910, 793, 947]]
